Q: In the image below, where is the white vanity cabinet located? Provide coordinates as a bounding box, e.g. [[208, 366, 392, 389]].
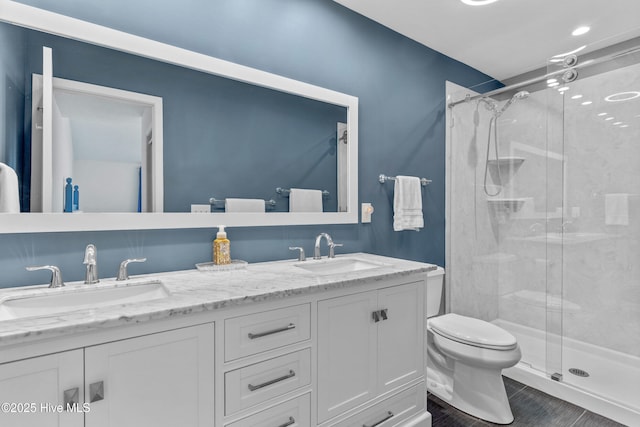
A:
[[0, 324, 215, 427], [0, 255, 433, 427], [220, 303, 313, 426], [317, 280, 424, 425], [84, 324, 215, 427], [0, 349, 84, 427]]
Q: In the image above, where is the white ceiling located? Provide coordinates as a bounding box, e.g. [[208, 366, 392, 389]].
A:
[[333, 0, 640, 81]]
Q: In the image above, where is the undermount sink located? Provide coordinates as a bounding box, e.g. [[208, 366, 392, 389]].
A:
[[0, 280, 170, 321], [294, 257, 389, 276]]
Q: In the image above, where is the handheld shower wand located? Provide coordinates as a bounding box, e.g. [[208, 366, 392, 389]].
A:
[[481, 90, 530, 196], [496, 91, 530, 116]]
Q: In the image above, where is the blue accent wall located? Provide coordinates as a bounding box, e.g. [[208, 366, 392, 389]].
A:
[[1, 0, 500, 288]]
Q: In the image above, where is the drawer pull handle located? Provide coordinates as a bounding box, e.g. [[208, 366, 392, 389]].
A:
[[363, 411, 394, 427], [63, 387, 79, 410], [89, 381, 104, 403], [278, 416, 296, 427], [372, 311, 380, 322], [380, 309, 388, 320], [248, 369, 296, 391], [248, 323, 296, 339]]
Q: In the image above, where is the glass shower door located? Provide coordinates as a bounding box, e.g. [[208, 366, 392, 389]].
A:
[[547, 46, 640, 414]]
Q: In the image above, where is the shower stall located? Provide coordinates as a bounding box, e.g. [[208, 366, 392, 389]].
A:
[[445, 40, 640, 426]]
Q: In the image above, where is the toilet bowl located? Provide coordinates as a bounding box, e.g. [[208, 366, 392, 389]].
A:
[[426, 268, 521, 424]]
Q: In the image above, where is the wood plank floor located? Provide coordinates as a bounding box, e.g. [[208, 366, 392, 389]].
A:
[[427, 377, 626, 426]]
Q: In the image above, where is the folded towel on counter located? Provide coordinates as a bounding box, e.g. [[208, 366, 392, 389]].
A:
[[225, 198, 266, 213], [605, 193, 629, 225], [0, 162, 20, 213], [289, 188, 323, 212], [393, 175, 423, 231]]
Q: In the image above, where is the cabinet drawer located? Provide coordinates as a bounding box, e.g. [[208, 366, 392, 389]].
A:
[[225, 304, 311, 361], [226, 393, 310, 427], [328, 382, 426, 427], [225, 348, 311, 415]]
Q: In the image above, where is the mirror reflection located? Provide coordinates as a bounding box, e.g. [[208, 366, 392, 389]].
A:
[[1, 21, 347, 215]]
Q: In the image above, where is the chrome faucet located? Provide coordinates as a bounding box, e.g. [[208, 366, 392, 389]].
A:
[[289, 247, 306, 261], [313, 233, 343, 260], [26, 265, 65, 288], [83, 244, 99, 284], [117, 258, 147, 281]]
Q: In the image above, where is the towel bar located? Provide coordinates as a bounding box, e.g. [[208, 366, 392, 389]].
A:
[[276, 188, 330, 198], [378, 174, 431, 186], [209, 198, 276, 207]]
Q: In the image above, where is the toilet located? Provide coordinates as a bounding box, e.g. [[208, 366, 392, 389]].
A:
[[426, 267, 521, 424]]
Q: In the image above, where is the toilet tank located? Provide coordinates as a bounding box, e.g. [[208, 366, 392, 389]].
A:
[[426, 266, 445, 317]]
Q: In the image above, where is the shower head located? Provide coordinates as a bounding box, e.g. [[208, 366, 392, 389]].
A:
[[498, 90, 530, 115], [477, 97, 498, 112]]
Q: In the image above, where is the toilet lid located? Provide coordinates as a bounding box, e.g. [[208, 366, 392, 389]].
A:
[[429, 313, 518, 350]]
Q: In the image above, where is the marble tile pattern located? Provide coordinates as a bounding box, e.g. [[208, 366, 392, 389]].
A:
[[0, 253, 434, 347]]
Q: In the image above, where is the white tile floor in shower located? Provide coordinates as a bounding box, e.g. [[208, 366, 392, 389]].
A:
[[494, 319, 640, 426]]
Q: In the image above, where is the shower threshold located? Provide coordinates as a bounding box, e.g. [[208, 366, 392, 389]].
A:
[[494, 319, 640, 426]]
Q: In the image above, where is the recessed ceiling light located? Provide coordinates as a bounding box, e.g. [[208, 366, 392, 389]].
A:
[[548, 82, 560, 87], [605, 117, 614, 121], [572, 26, 591, 36], [613, 122, 623, 125], [571, 94, 583, 99], [547, 78, 558, 84], [604, 91, 640, 102], [597, 112, 607, 116], [460, 0, 499, 5], [620, 124, 629, 128], [558, 87, 570, 92], [581, 101, 592, 105]]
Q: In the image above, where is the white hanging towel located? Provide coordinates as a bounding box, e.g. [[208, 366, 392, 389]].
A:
[[0, 162, 20, 213], [225, 198, 266, 212], [393, 175, 423, 231], [289, 188, 323, 212], [605, 193, 629, 225]]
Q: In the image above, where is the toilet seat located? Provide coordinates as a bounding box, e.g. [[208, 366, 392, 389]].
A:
[[428, 313, 517, 350]]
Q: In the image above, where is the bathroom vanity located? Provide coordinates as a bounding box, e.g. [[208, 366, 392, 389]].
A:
[[0, 254, 434, 427]]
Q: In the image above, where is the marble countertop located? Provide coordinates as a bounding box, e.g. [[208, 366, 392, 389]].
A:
[[0, 253, 435, 347]]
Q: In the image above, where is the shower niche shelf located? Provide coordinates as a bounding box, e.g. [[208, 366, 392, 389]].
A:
[[487, 157, 525, 184]]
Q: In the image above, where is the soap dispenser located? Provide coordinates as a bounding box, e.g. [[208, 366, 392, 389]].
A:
[[213, 226, 231, 265]]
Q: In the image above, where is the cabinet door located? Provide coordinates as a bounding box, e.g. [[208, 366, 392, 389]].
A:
[[0, 350, 84, 427], [317, 291, 378, 423], [377, 282, 423, 395], [84, 324, 214, 427]]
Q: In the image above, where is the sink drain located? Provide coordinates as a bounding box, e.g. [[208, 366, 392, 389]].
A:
[[569, 368, 589, 377]]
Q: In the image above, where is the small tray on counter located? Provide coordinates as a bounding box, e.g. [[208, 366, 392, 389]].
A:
[[196, 260, 248, 272]]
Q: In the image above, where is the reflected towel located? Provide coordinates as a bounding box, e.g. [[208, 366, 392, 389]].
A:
[[225, 198, 265, 213], [605, 193, 629, 225], [0, 162, 20, 213], [393, 175, 423, 231], [289, 188, 323, 212]]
